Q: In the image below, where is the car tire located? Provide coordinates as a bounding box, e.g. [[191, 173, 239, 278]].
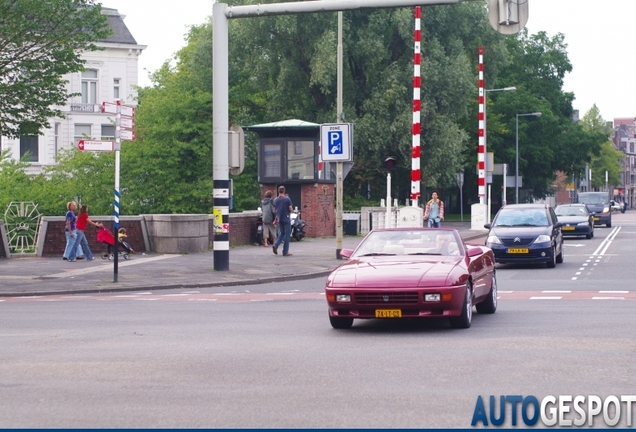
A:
[[329, 314, 354, 329], [586, 231, 592, 239], [556, 244, 564, 264], [450, 282, 472, 329], [607, 221, 611, 228], [476, 273, 497, 314], [546, 246, 556, 268]]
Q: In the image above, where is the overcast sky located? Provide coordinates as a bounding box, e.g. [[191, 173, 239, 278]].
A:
[[100, 0, 635, 122]]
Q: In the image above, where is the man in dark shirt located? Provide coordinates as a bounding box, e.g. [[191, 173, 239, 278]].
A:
[[272, 185, 294, 256]]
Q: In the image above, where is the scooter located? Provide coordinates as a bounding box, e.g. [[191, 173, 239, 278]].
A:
[[290, 209, 306, 241], [255, 213, 264, 245]]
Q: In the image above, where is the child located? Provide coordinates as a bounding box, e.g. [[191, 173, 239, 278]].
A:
[[117, 228, 135, 254]]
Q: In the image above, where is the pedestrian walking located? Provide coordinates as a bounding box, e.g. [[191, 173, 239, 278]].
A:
[[272, 186, 293, 256], [261, 190, 277, 247], [74, 204, 102, 261], [423, 191, 444, 228], [62, 201, 79, 262]]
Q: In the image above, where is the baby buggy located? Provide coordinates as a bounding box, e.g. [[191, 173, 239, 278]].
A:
[[97, 226, 131, 260]]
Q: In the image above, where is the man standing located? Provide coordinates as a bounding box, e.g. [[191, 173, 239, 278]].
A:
[[272, 185, 294, 256], [424, 190, 444, 228]]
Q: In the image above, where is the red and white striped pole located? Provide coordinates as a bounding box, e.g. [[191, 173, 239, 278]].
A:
[[477, 46, 485, 204], [411, 6, 421, 207]]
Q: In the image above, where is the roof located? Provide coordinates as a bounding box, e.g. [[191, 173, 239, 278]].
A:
[[100, 7, 138, 44], [244, 119, 320, 131]]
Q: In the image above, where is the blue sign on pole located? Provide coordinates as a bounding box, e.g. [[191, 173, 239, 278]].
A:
[[320, 123, 352, 162], [328, 131, 344, 155]]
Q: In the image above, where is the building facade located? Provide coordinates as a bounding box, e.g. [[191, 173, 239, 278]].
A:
[[0, 7, 145, 174]]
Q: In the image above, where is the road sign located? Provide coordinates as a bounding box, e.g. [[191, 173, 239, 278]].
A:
[[120, 117, 134, 129], [78, 139, 114, 152], [320, 123, 352, 162], [101, 101, 135, 118], [120, 129, 135, 141]]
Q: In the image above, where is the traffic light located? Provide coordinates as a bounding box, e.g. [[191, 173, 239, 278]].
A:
[[383, 156, 398, 171]]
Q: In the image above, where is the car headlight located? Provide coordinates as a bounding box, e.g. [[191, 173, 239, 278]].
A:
[[534, 235, 551, 244], [486, 235, 501, 245], [336, 294, 351, 303], [577, 221, 589, 226], [603, 206, 610, 214]]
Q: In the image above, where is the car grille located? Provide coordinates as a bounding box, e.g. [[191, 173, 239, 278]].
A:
[[501, 237, 535, 247], [355, 292, 419, 304]]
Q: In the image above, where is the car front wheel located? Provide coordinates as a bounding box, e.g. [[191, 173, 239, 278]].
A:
[[476, 274, 497, 314], [546, 246, 556, 268], [450, 282, 473, 329], [329, 314, 354, 329]]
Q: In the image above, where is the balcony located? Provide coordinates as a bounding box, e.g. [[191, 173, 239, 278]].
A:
[[68, 104, 97, 113]]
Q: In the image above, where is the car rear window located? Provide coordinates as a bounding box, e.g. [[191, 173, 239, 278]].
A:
[[578, 193, 609, 205]]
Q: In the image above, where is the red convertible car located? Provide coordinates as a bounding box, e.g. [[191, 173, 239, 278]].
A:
[[325, 228, 497, 329]]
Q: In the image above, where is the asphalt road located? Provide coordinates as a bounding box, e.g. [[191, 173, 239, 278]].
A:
[[1, 215, 635, 428]]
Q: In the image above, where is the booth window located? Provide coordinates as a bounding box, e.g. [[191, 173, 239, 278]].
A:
[[287, 140, 314, 180], [263, 142, 282, 178]]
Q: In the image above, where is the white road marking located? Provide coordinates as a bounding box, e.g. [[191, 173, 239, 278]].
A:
[[542, 290, 571, 293], [600, 290, 628, 293], [592, 297, 625, 300], [530, 296, 562, 300]]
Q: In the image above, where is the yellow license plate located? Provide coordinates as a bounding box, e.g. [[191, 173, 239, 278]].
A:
[[507, 248, 529, 254], [562, 226, 575, 231], [593, 217, 600, 221], [375, 309, 402, 318]]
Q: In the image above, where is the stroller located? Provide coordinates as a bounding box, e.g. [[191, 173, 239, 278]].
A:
[[97, 226, 131, 260]]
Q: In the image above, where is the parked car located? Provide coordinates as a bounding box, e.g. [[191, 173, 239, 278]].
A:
[[554, 204, 594, 239], [484, 203, 564, 268], [325, 228, 497, 330], [577, 192, 611, 227]]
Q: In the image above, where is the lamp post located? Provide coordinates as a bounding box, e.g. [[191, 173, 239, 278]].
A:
[[483, 86, 515, 220], [515, 112, 542, 204]]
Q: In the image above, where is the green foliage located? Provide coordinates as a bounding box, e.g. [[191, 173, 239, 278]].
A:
[[0, 0, 111, 137]]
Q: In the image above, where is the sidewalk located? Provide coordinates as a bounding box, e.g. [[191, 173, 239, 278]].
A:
[[0, 222, 487, 297]]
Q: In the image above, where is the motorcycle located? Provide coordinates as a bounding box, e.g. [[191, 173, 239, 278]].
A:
[[255, 211, 264, 245], [290, 210, 306, 241]]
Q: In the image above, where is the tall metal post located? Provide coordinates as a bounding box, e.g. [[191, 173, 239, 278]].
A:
[[385, 173, 392, 228], [515, 114, 519, 204], [335, 11, 344, 259], [113, 100, 121, 282]]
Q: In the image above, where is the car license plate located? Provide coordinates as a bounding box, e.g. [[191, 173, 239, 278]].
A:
[[593, 217, 600, 221], [375, 309, 402, 318], [507, 248, 529, 254], [562, 226, 575, 231]]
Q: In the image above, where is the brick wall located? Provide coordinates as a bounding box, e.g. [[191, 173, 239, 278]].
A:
[[40, 217, 146, 257]]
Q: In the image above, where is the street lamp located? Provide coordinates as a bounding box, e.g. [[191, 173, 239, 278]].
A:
[[483, 86, 516, 219], [515, 112, 542, 204]]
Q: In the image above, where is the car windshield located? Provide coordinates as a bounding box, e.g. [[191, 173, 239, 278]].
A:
[[493, 209, 549, 227], [578, 193, 608, 205], [354, 230, 461, 257], [555, 206, 587, 217]]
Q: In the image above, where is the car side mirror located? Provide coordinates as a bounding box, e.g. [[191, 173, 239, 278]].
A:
[[554, 222, 562, 229], [339, 249, 353, 259], [467, 247, 483, 257], [484, 223, 492, 229]]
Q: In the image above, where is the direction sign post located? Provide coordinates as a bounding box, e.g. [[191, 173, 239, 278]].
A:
[[77, 139, 114, 152]]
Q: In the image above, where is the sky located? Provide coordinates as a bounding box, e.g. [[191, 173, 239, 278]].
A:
[[101, 0, 635, 121]]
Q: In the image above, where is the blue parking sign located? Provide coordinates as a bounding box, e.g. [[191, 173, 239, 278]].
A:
[[328, 131, 343, 155], [320, 123, 352, 162]]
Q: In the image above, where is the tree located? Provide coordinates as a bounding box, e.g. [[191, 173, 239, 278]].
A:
[[0, 0, 111, 138]]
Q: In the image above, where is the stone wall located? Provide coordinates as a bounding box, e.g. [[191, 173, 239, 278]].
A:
[[0, 220, 8, 258], [37, 216, 148, 257], [144, 214, 208, 254]]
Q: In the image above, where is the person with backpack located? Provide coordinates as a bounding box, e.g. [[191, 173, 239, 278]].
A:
[[261, 190, 277, 247]]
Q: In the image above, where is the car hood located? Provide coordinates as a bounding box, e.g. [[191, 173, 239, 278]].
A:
[[583, 204, 606, 212], [557, 216, 588, 224], [489, 226, 551, 238], [328, 257, 463, 288]]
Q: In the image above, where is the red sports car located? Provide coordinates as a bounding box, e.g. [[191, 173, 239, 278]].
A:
[[325, 228, 497, 329]]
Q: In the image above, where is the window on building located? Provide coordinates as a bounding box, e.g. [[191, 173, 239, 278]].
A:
[[113, 78, 120, 99], [54, 123, 60, 157], [20, 136, 39, 162], [74, 124, 92, 145], [101, 125, 115, 140], [287, 140, 314, 180], [262, 142, 282, 179], [81, 69, 98, 104]]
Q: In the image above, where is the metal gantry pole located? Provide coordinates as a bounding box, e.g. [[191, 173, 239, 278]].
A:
[[515, 114, 519, 204], [335, 11, 343, 259], [114, 101, 121, 282]]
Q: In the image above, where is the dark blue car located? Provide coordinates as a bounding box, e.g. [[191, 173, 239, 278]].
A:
[[484, 203, 564, 268]]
